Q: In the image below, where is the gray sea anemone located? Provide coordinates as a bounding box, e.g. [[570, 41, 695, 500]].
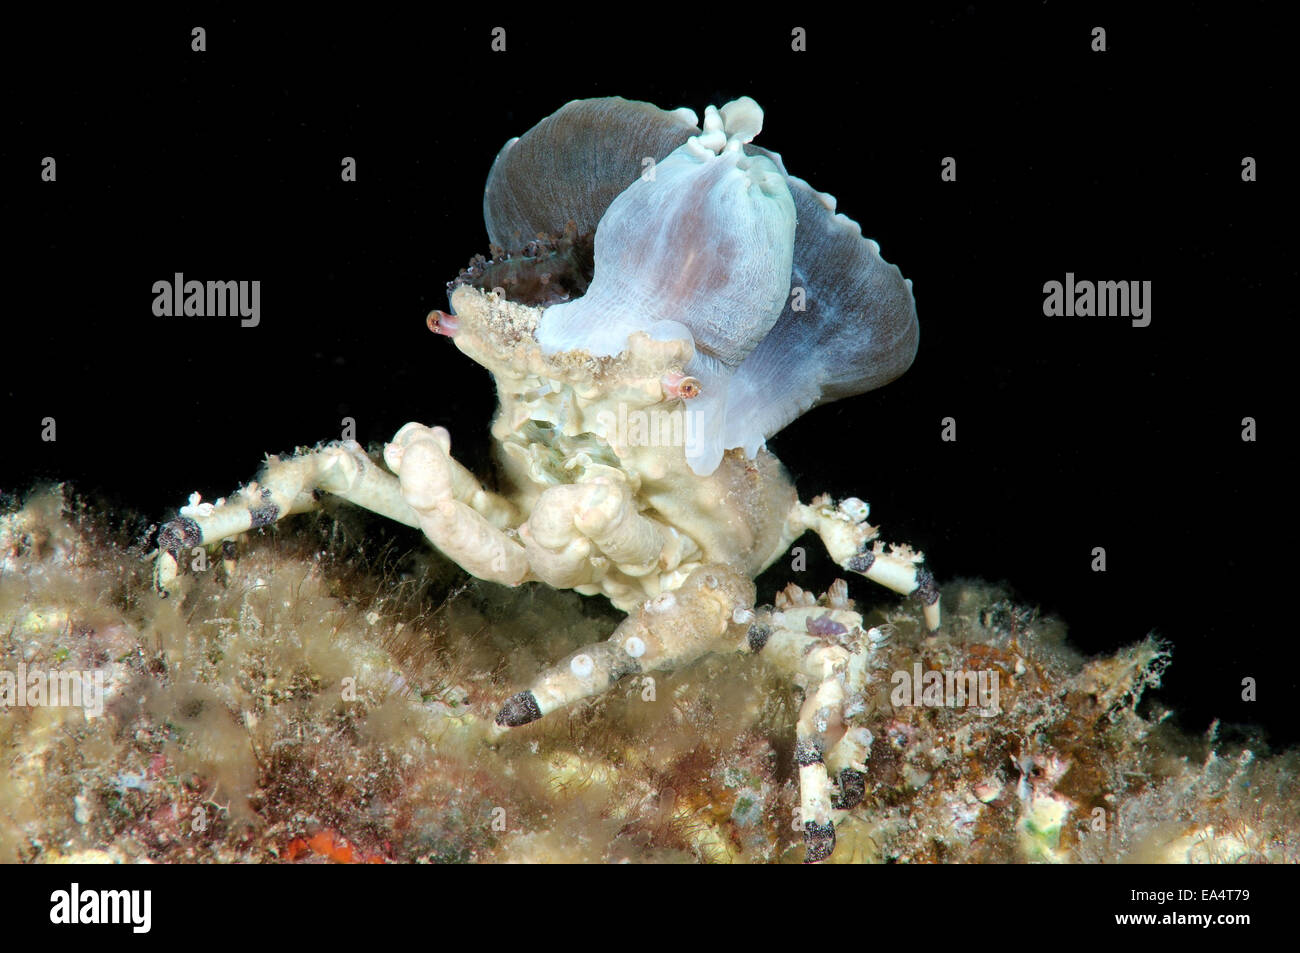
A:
[[481, 95, 920, 474]]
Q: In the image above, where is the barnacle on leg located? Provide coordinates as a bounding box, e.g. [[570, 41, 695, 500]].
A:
[[153, 440, 419, 592], [494, 565, 755, 728]]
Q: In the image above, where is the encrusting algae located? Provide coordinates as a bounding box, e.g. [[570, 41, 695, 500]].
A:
[[1, 485, 1296, 863]]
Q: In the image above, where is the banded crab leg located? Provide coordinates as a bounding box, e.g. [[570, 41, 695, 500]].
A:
[[493, 565, 755, 727], [154, 440, 414, 592], [740, 581, 874, 863], [493, 568, 874, 864], [795, 494, 941, 631], [153, 424, 521, 592]]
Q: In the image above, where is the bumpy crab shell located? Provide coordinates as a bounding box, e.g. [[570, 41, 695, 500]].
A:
[[433, 284, 801, 611], [474, 95, 920, 475]]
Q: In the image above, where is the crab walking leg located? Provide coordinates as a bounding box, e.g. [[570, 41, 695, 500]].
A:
[[794, 675, 843, 862], [384, 423, 528, 585], [742, 604, 873, 862], [494, 565, 755, 728], [795, 496, 942, 631], [154, 440, 419, 592]]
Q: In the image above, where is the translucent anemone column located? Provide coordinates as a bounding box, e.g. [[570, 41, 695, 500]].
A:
[[536, 98, 797, 475]]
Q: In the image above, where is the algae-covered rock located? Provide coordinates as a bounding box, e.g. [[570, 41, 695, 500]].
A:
[[1, 486, 1296, 863]]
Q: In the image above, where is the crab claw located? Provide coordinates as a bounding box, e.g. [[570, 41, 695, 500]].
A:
[[427, 310, 460, 337]]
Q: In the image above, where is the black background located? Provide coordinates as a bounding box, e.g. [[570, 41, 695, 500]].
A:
[[4, 7, 1291, 747]]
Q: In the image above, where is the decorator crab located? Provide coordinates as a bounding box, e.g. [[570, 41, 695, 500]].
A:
[[152, 96, 941, 862]]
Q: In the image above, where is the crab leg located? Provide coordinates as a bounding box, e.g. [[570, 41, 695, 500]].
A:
[[742, 599, 872, 863], [383, 423, 527, 585], [494, 565, 755, 728], [795, 495, 942, 631], [794, 676, 843, 863], [153, 440, 419, 592], [154, 423, 523, 592]]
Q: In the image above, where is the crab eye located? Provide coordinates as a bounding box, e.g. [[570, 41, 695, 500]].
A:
[[661, 371, 703, 401], [427, 310, 459, 337]]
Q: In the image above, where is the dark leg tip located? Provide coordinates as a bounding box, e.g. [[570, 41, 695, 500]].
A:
[[804, 821, 836, 864], [746, 622, 772, 653], [157, 516, 202, 557], [495, 691, 543, 727], [831, 769, 866, 810]]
